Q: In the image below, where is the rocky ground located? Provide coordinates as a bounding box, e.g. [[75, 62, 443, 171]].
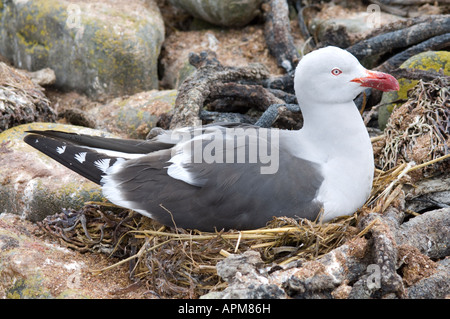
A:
[[0, 0, 449, 299]]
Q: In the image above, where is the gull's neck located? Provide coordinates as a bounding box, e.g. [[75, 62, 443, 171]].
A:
[[295, 100, 372, 163], [293, 100, 375, 221], [301, 100, 364, 134]]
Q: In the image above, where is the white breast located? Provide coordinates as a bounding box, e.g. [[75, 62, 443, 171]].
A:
[[291, 101, 374, 221]]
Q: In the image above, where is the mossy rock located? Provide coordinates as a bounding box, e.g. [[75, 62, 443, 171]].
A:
[[88, 89, 177, 139], [0, 122, 117, 221], [378, 51, 450, 130], [0, 216, 108, 298], [170, 0, 263, 27], [0, 0, 165, 98], [4, 276, 53, 299]]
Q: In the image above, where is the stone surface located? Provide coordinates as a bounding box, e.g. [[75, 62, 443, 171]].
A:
[[202, 250, 286, 299], [0, 0, 165, 98], [87, 89, 177, 139], [24, 68, 57, 87], [0, 213, 148, 299], [169, 0, 263, 27], [0, 122, 115, 222], [406, 257, 450, 299], [404, 176, 450, 213]]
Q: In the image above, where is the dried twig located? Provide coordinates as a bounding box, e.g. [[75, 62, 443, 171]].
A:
[[294, 0, 316, 49], [377, 33, 450, 73], [207, 82, 284, 112], [263, 0, 300, 72], [170, 51, 270, 129], [347, 15, 450, 61]]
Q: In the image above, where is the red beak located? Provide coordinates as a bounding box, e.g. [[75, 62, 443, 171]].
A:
[[351, 70, 399, 92]]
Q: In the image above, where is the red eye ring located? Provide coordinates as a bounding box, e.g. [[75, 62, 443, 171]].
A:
[[331, 68, 342, 76]]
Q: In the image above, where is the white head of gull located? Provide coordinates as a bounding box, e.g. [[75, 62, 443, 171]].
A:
[[24, 46, 399, 231]]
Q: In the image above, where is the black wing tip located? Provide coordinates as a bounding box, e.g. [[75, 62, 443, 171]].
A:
[[23, 132, 46, 146], [23, 132, 109, 185]]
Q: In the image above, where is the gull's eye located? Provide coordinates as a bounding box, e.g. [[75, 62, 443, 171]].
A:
[[331, 68, 342, 76]]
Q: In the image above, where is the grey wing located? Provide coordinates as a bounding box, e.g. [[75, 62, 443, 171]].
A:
[[103, 126, 324, 230]]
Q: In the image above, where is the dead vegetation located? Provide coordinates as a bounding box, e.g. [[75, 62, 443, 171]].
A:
[[0, 62, 56, 132], [38, 203, 358, 298], [378, 77, 449, 179]]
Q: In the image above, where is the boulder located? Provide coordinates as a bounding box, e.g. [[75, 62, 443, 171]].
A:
[[0, 0, 165, 98], [208, 250, 286, 299], [87, 90, 177, 139], [0, 213, 148, 298], [169, 0, 263, 28], [0, 122, 116, 222]]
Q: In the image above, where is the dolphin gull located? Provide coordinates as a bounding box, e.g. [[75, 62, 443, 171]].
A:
[[24, 46, 399, 231]]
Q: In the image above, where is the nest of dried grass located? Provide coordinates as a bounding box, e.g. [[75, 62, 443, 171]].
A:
[[38, 77, 449, 298], [39, 204, 360, 298]]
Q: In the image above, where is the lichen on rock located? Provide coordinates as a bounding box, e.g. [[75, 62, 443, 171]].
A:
[[0, 0, 165, 98]]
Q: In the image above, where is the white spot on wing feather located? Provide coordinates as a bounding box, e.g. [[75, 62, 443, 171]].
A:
[[56, 145, 66, 154], [167, 153, 199, 186], [74, 152, 87, 163], [94, 158, 111, 173]]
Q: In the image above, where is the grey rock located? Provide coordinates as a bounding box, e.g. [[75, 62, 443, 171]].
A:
[[170, 0, 263, 27], [0, 0, 165, 98], [204, 250, 286, 299], [407, 258, 450, 299], [87, 90, 177, 139], [308, 7, 404, 48], [25, 68, 56, 87], [404, 175, 450, 213], [396, 207, 450, 260], [216, 250, 264, 282]]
